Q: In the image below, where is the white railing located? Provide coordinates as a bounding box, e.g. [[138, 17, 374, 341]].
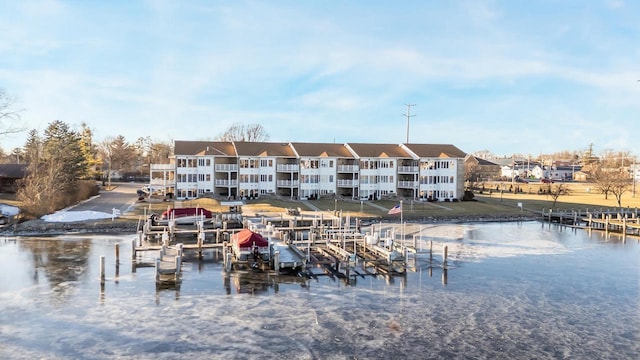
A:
[[150, 164, 174, 171], [277, 180, 300, 187], [337, 165, 359, 172], [397, 180, 417, 188], [149, 179, 172, 186], [277, 164, 299, 172], [398, 166, 419, 173], [215, 164, 238, 171], [337, 180, 358, 187], [214, 179, 238, 186]]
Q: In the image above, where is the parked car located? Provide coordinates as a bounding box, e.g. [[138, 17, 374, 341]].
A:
[[541, 178, 554, 184], [515, 177, 528, 183]]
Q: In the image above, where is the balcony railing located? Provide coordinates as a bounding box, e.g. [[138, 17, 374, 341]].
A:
[[397, 166, 419, 173], [215, 164, 238, 172], [397, 180, 418, 188], [150, 164, 174, 171], [214, 179, 238, 186], [277, 164, 299, 172], [276, 180, 300, 187], [337, 179, 358, 187], [337, 165, 359, 172]]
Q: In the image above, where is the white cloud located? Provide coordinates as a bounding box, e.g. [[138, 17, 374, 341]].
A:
[[0, 0, 639, 157]]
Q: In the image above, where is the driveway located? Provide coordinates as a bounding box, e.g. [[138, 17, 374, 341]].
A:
[[68, 182, 140, 215]]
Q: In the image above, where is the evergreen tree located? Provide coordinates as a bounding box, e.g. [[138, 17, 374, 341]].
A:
[[42, 120, 87, 192], [23, 129, 41, 164], [79, 122, 100, 179]]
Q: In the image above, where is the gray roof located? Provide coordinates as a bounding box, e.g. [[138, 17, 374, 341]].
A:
[[346, 143, 412, 158], [233, 142, 296, 157], [290, 142, 354, 158], [174, 140, 236, 156], [173, 140, 468, 160], [0, 164, 27, 178], [404, 144, 467, 158]]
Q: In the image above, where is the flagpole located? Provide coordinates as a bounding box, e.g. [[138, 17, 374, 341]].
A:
[[400, 200, 403, 245]]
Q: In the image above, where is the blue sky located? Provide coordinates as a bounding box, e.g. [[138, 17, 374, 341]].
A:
[[1, 0, 639, 158]]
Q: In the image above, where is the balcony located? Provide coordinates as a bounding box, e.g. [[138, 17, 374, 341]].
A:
[[397, 166, 419, 173], [277, 164, 299, 172], [397, 180, 418, 188], [214, 179, 238, 187], [150, 178, 173, 186], [337, 179, 358, 187], [215, 164, 238, 172], [337, 165, 359, 172], [150, 163, 174, 171], [276, 180, 300, 187]]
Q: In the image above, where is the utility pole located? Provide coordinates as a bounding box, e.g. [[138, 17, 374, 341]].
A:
[[403, 104, 416, 143]]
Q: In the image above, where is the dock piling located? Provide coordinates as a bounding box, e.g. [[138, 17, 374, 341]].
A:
[[443, 245, 448, 269], [100, 255, 105, 285]]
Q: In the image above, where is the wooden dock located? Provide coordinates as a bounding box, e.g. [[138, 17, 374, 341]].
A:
[[130, 210, 450, 288], [540, 208, 640, 238], [155, 243, 183, 287]]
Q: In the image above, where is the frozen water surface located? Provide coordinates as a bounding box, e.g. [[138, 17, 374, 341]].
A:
[[0, 221, 639, 359]]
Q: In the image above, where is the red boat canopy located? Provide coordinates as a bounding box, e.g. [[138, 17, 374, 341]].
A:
[[232, 229, 269, 248], [161, 207, 213, 219]]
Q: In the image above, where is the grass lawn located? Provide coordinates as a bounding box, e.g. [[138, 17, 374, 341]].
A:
[[4, 181, 639, 221]]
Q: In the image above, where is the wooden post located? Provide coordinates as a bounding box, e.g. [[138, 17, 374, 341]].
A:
[[155, 257, 160, 283], [225, 252, 232, 272], [115, 243, 120, 265], [429, 240, 433, 261], [443, 245, 448, 269], [274, 251, 280, 273], [222, 245, 227, 271], [131, 239, 136, 260], [100, 255, 105, 285]]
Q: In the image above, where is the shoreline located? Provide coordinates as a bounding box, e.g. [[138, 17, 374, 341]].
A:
[[0, 213, 540, 237]]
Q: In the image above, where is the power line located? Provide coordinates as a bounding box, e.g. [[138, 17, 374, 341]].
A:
[[403, 104, 416, 143]]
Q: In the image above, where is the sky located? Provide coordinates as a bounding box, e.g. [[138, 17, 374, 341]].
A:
[[0, 0, 639, 158]]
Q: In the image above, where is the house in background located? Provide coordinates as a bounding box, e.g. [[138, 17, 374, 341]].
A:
[[0, 164, 27, 193], [464, 155, 501, 181]]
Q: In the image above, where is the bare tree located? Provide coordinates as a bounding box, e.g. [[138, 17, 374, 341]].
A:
[[98, 135, 136, 185], [545, 183, 569, 208], [609, 169, 632, 207], [592, 166, 615, 199], [17, 159, 66, 217], [0, 88, 25, 137], [464, 160, 481, 190], [216, 123, 270, 142]]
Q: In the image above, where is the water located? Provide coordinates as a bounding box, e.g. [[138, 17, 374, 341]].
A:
[[1, 222, 638, 359]]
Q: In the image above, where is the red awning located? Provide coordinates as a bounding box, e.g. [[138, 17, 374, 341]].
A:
[[232, 229, 269, 248]]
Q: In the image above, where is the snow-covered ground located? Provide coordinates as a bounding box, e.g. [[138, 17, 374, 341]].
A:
[[40, 210, 114, 222], [0, 203, 114, 223], [0, 204, 19, 217]]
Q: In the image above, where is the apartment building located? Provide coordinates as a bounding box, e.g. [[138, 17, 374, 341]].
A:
[[154, 140, 466, 201]]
